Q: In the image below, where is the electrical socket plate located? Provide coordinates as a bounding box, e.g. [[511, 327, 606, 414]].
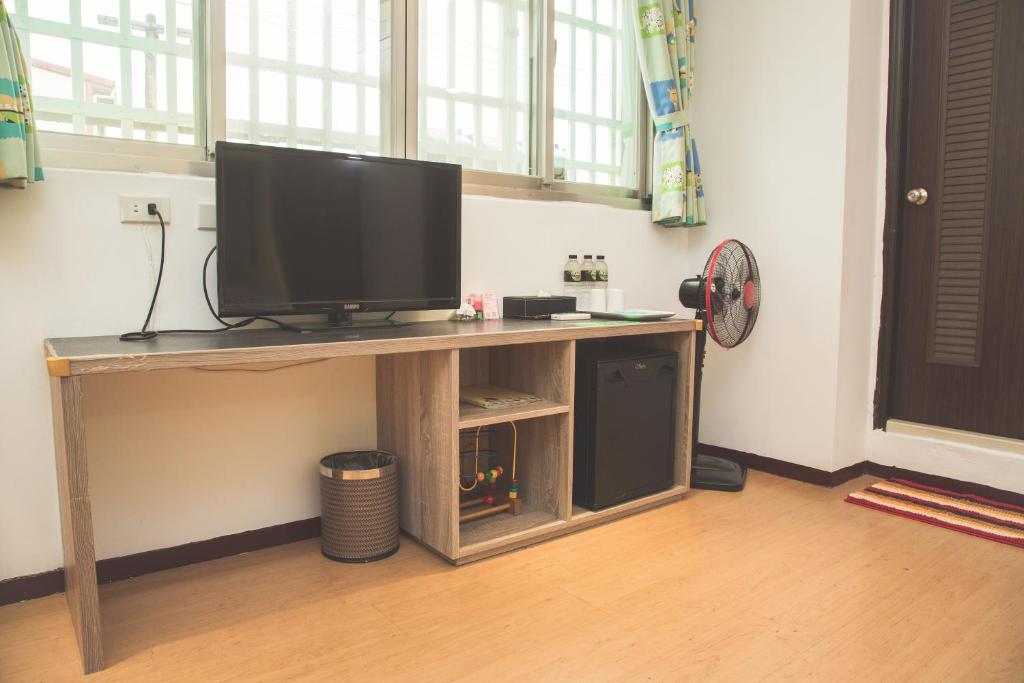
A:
[[197, 202, 216, 230], [119, 196, 171, 224]]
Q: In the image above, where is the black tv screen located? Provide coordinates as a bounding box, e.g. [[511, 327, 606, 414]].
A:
[[215, 141, 461, 318]]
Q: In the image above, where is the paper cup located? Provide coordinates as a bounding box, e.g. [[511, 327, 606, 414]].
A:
[[588, 289, 606, 312], [606, 288, 624, 312], [575, 289, 592, 312]]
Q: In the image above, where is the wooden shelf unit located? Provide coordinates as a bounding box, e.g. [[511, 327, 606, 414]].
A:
[[376, 328, 696, 566], [44, 318, 696, 673]]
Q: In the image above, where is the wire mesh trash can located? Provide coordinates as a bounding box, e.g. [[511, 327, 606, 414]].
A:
[[319, 451, 399, 563]]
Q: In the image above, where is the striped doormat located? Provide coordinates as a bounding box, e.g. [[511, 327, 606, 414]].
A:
[[845, 478, 1024, 548]]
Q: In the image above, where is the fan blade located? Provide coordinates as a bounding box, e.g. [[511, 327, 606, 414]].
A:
[[708, 288, 726, 315]]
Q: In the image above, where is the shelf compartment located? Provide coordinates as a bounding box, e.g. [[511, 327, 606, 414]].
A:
[[458, 486, 687, 564], [456, 413, 571, 550], [459, 341, 572, 406], [458, 392, 569, 428], [570, 485, 687, 522], [459, 503, 562, 548]]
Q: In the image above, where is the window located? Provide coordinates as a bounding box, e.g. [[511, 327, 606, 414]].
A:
[[10, 0, 201, 145], [11, 1, 649, 203], [223, 0, 390, 154], [417, 0, 531, 175], [553, 0, 637, 187]]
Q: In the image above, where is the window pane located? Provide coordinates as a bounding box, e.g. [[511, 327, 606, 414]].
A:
[[295, 0, 324, 66], [258, 71, 288, 125], [81, 0, 120, 32], [296, 76, 324, 130], [29, 35, 73, 100], [258, 2, 287, 61], [553, 1, 637, 187], [331, 82, 357, 132], [28, 2, 69, 23], [11, 0, 200, 144], [418, 0, 532, 175], [226, 65, 251, 122], [226, 0, 391, 155]]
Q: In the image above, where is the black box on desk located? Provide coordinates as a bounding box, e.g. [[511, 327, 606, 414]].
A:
[[503, 295, 577, 319]]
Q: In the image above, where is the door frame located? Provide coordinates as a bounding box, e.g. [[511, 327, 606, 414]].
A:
[[873, 0, 914, 429]]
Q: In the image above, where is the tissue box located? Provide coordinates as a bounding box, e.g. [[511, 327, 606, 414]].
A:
[[502, 295, 577, 319]]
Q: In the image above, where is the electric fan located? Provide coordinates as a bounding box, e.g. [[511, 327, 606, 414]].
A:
[[678, 239, 762, 491]]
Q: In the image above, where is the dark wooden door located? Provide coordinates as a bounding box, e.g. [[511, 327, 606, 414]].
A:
[[889, 0, 1024, 439]]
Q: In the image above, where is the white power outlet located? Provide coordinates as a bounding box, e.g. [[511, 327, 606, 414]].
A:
[[119, 196, 172, 224], [197, 202, 216, 230]]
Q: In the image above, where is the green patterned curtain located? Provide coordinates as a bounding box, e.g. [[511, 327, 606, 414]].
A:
[[0, 0, 42, 189], [630, 0, 705, 227]]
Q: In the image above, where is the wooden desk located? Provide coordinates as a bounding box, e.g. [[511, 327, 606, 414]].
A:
[[44, 318, 697, 673]]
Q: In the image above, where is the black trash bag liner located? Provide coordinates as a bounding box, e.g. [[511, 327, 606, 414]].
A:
[[321, 450, 395, 471]]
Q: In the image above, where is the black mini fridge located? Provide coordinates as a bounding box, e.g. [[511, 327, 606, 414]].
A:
[[573, 342, 677, 511]]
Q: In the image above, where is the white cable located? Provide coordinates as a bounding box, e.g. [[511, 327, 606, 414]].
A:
[[142, 223, 158, 330]]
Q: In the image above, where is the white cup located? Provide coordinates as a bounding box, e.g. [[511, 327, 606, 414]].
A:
[[606, 288, 625, 312], [588, 289, 606, 312], [575, 288, 592, 312]]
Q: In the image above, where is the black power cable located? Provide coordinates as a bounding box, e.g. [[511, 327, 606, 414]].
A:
[[119, 206, 166, 341], [120, 205, 299, 341], [197, 245, 301, 333]]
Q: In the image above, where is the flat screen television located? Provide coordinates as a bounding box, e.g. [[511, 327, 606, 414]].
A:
[[215, 141, 461, 322]]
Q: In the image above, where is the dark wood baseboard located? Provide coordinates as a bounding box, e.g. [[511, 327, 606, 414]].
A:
[[698, 443, 1024, 507], [697, 444, 864, 487], [0, 568, 67, 608], [0, 517, 320, 607], [6, 450, 1023, 607]]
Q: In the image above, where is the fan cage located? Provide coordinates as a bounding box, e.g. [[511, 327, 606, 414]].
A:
[[702, 239, 761, 349]]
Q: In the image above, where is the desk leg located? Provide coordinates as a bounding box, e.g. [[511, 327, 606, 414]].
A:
[[50, 376, 104, 673]]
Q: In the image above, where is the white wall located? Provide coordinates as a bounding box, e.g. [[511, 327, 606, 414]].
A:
[[694, 0, 1024, 492], [0, 168, 689, 580], [833, 0, 888, 470], [684, 0, 1024, 493], [692, 0, 854, 471]]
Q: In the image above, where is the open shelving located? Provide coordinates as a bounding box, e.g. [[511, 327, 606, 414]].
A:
[[456, 343, 573, 549], [375, 324, 697, 565], [458, 342, 573, 417], [457, 411, 570, 549]]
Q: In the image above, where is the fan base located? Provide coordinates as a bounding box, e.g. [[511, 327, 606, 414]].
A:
[[690, 454, 747, 492]]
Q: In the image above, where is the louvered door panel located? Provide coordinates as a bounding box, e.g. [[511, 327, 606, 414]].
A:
[[928, 0, 997, 365]]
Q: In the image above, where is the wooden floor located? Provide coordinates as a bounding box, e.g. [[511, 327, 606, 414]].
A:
[[2, 471, 1022, 681]]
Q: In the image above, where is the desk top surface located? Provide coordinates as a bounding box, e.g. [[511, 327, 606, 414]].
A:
[[46, 317, 697, 376]]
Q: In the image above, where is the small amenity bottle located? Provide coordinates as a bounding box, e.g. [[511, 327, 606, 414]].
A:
[[595, 255, 608, 290], [563, 254, 582, 296]]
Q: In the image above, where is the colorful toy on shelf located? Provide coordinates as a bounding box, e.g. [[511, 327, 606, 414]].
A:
[[458, 422, 523, 523]]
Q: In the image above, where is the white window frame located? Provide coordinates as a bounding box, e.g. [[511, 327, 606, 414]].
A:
[[24, 0, 651, 207]]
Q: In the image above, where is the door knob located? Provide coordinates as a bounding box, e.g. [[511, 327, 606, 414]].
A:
[[906, 188, 928, 205]]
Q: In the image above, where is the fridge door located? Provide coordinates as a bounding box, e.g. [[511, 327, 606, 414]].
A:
[[592, 354, 676, 508]]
